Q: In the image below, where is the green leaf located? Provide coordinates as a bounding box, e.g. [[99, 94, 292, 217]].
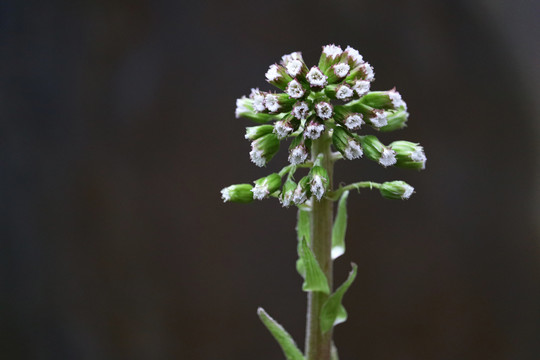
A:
[[300, 237, 330, 294], [331, 190, 349, 260], [257, 307, 305, 360], [320, 263, 358, 333], [296, 209, 311, 278]]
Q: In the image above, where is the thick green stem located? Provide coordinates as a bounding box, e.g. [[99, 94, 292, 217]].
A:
[[305, 133, 334, 360]]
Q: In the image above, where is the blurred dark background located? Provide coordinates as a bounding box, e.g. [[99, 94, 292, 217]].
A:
[[1, 0, 539, 359]]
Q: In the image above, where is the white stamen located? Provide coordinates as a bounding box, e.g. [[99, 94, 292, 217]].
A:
[[251, 182, 269, 200], [344, 139, 363, 160], [333, 63, 350, 78], [245, 127, 257, 139], [250, 88, 266, 112], [388, 90, 407, 109], [345, 46, 363, 66], [304, 121, 325, 139], [286, 59, 303, 77], [370, 110, 388, 128], [292, 102, 310, 120], [352, 80, 370, 97], [220, 187, 231, 202], [273, 121, 293, 139], [265, 64, 281, 82], [323, 44, 343, 59], [315, 102, 333, 120], [336, 85, 354, 101], [286, 79, 305, 99], [360, 62, 375, 82], [344, 114, 364, 130], [265, 94, 280, 113], [288, 145, 308, 165], [306, 67, 328, 87], [249, 146, 266, 167], [292, 186, 307, 205], [411, 147, 427, 169], [402, 184, 414, 199], [379, 148, 397, 167], [311, 176, 325, 200]]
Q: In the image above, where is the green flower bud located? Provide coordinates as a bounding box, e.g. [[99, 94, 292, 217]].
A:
[[252, 173, 282, 200], [265, 64, 293, 90], [245, 125, 274, 141], [318, 44, 344, 73], [264, 92, 296, 113], [221, 184, 254, 203], [379, 109, 409, 132], [379, 181, 414, 200], [360, 135, 396, 167], [235, 96, 282, 123], [389, 141, 427, 170], [250, 133, 280, 167], [308, 166, 329, 201], [280, 179, 297, 207], [360, 89, 407, 110], [333, 126, 363, 160], [293, 176, 311, 205]]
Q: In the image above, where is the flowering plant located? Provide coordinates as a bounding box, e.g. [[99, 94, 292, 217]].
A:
[[222, 44, 426, 360]]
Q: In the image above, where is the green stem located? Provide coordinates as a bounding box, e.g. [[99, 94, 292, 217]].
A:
[[305, 132, 334, 360], [328, 181, 382, 201]]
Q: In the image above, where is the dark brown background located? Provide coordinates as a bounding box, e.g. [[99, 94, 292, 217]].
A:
[[1, 0, 539, 359]]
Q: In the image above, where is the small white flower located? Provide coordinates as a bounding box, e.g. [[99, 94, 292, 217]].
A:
[[411, 147, 427, 169], [388, 89, 407, 109], [310, 175, 325, 200], [265, 64, 281, 82], [360, 62, 375, 82], [292, 102, 310, 120], [333, 63, 350, 78], [250, 88, 266, 112], [288, 145, 308, 165], [370, 110, 388, 128], [251, 182, 269, 200], [304, 121, 325, 139], [352, 80, 370, 97], [273, 120, 293, 139], [336, 85, 354, 101], [249, 146, 266, 167], [345, 46, 363, 66], [379, 148, 397, 167], [402, 184, 414, 199], [344, 139, 363, 160], [306, 67, 328, 87], [286, 79, 305, 99], [265, 94, 280, 113], [281, 51, 302, 66], [315, 102, 333, 120], [323, 44, 343, 59], [344, 114, 364, 130], [286, 59, 303, 78], [221, 187, 231, 202], [280, 190, 293, 207], [235, 97, 250, 119], [292, 186, 307, 205]]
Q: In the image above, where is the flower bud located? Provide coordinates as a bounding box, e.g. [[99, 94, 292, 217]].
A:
[[280, 179, 297, 207], [221, 184, 254, 203], [250, 133, 280, 167], [273, 119, 294, 140], [265, 93, 296, 113], [304, 119, 325, 140], [265, 64, 293, 90], [368, 109, 389, 129], [379, 181, 414, 200], [250, 88, 267, 112], [379, 109, 409, 132], [280, 52, 309, 82], [352, 79, 370, 98], [309, 166, 329, 201], [285, 79, 307, 99], [389, 141, 427, 170], [315, 101, 333, 120], [293, 176, 311, 205], [288, 135, 310, 165], [326, 62, 350, 84], [245, 125, 274, 141], [306, 66, 328, 88], [360, 89, 407, 110], [347, 62, 375, 82], [292, 101, 311, 120], [343, 46, 364, 67], [252, 173, 282, 200], [333, 126, 363, 160], [236, 96, 280, 123], [319, 44, 344, 73], [360, 135, 396, 167]]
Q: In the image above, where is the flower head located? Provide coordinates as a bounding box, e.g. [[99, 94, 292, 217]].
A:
[[352, 80, 370, 97], [221, 184, 254, 203], [292, 101, 310, 120], [379, 181, 414, 200], [344, 114, 364, 130], [344, 139, 363, 160], [288, 144, 309, 165], [336, 85, 354, 101], [315, 102, 333, 120], [304, 120, 325, 140], [273, 120, 293, 139], [306, 66, 328, 88], [286, 79, 305, 99], [369, 109, 388, 128], [379, 148, 397, 167]]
